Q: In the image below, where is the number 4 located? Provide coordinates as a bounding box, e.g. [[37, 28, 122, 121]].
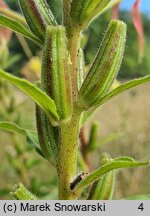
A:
[[138, 203, 144, 211]]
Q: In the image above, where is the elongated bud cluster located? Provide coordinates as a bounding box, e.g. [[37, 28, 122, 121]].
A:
[[70, 0, 110, 27], [79, 20, 127, 109], [18, 0, 57, 41], [87, 155, 115, 200], [42, 26, 72, 121], [36, 106, 59, 165]]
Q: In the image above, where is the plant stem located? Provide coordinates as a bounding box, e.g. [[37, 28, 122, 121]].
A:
[[63, 0, 71, 25], [56, 25, 82, 199], [67, 26, 81, 102], [57, 107, 81, 199]]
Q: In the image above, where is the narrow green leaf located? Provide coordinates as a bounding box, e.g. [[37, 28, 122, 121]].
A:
[[79, 20, 126, 110], [92, 76, 150, 108], [0, 15, 42, 46], [0, 7, 28, 27], [0, 69, 59, 126], [73, 157, 150, 193], [26, 131, 41, 152], [0, 121, 26, 136], [0, 121, 43, 157], [10, 183, 38, 200]]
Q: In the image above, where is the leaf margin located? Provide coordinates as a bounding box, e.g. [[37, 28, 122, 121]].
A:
[[0, 69, 59, 126]]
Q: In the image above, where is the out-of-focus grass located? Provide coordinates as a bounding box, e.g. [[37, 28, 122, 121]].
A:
[[0, 83, 150, 199]]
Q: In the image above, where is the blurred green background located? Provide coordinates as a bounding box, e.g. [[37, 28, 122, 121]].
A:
[[0, 0, 150, 199]]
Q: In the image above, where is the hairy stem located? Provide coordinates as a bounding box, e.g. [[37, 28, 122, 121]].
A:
[[57, 107, 81, 199], [63, 0, 71, 25], [67, 26, 81, 102]]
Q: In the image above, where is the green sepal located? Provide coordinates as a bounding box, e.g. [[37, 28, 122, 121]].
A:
[[79, 20, 126, 110], [87, 155, 115, 200], [70, 0, 110, 28], [36, 106, 59, 166], [18, 0, 57, 41], [0, 14, 42, 46], [42, 26, 72, 121]]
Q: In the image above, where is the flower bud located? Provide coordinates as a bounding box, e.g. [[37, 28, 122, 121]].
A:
[[70, 0, 110, 27], [87, 154, 115, 200], [42, 26, 72, 121], [18, 0, 57, 41], [79, 20, 127, 109], [36, 105, 59, 165]]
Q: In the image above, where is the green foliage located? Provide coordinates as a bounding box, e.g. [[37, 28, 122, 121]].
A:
[[79, 20, 126, 109], [89, 170, 115, 200], [36, 107, 58, 165], [42, 26, 72, 121], [0, 5, 27, 27], [0, 0, 150, 200], [0, 121, 30, 136], [70, 0, 110, 28], [73, 157, 150, 193], [87, 155, 116, 200], [0, 14, 42, 46], [47, 0, 63, 24], [0, 121, 43, 156], [0, 69, 59, 125], [91, 75, 150, 109], [84, 10, 150, 78]]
